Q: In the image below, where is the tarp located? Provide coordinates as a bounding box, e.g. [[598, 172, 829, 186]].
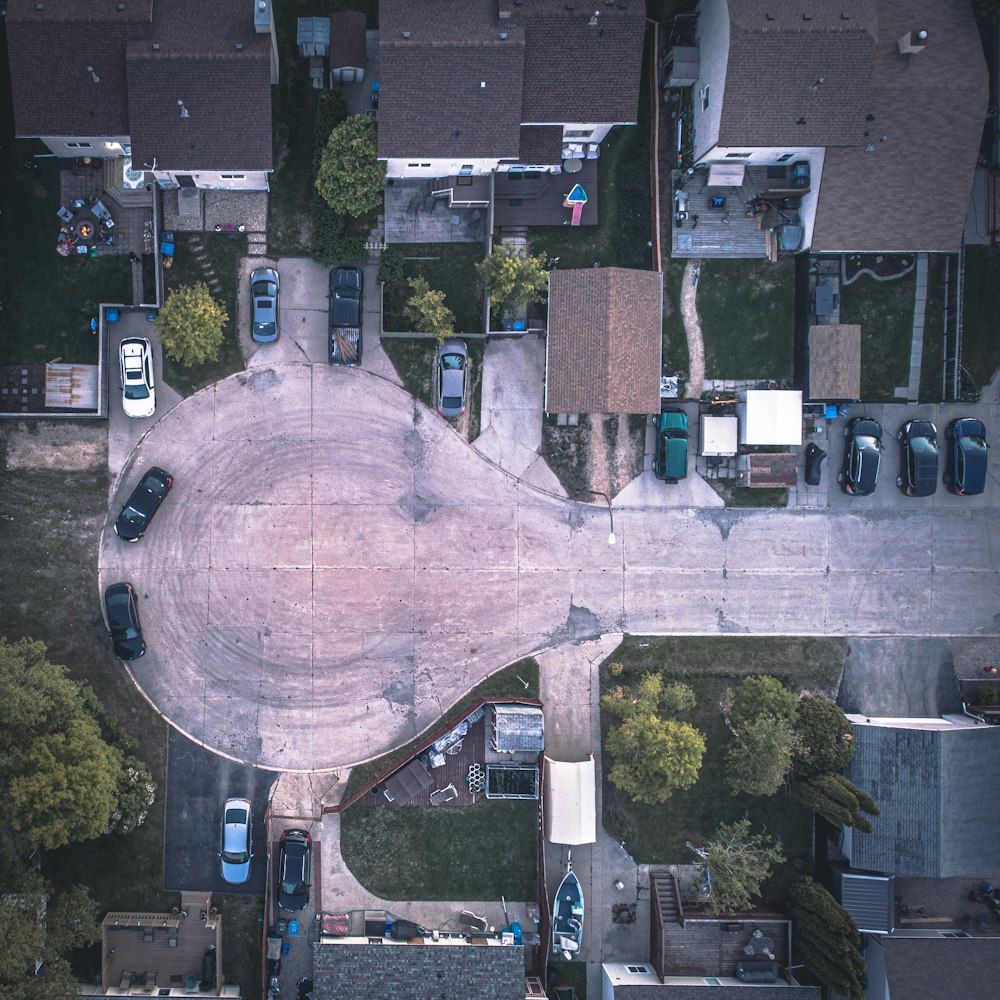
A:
[[739, 390, 802, 446], [707, 162, 746, 187], [700, 414, 738, 457], [382, 759, 432, 803], [544, 755, 596, 845]]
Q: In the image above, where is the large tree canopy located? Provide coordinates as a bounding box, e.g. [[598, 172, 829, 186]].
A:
[[474, 246, 548, 322], [701, 818, 784, 914], [155, 282, 228, 367], [315, 114, 386, 217]]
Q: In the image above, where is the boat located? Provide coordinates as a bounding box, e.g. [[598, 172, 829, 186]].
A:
[[551, 854, 584, 960]]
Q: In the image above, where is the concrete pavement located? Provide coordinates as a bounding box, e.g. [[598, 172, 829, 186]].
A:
[[97, 362, 1000, 771]]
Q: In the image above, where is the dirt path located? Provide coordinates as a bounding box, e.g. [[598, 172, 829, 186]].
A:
[[585, 415, 641, 498], [680, 258, 706, 400]]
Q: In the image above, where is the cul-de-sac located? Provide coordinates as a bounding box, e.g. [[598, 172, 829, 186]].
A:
[[3, 1, 1000, 999]]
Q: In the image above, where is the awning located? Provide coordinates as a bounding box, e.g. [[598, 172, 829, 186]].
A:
[[701, 414, 738, 457], [707, 162, 746, 187], [739, 390, 802, 446], [544, 756, 596, 845]]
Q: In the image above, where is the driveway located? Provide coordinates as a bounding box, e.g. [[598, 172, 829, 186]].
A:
[[97, 363, 1000, 770]]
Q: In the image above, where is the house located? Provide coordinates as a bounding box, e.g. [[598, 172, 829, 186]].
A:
[[843, 715, 1000, 878], [6, 0, 278, 191], [864, 934, 1000, 1000], [377, 0, 646, 179], [545, 268, 663, 415], [313, 933, 526, 1000], [601, 871, 819, 998], [671, 0, 987, 256]]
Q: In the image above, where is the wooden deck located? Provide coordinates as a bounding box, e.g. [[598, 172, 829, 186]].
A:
[[360, 716, 540, 810], [494, 162, 598, 228], [101, 910, 223, 996], [660, 916, 790, 977]]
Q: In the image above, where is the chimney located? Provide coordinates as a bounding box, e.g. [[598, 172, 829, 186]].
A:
[[897, 29, 929, 55]]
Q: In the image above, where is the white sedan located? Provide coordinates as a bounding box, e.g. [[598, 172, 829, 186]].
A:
[[119, 337, 156, 418]]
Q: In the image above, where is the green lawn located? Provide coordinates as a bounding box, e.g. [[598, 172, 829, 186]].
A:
[[0, 141, 133, 364], [160, 233, 246, 396], [961, 245, 1000, 398], [696, 258, 796, 381], [341, 800, 537, 901], [600, 636, 846, 905], [839, 270, 914, 400], [342, 659, 540, 804], [382, 244, 486, 333], [267, 0, 378, 255], [918, 255, 948, 402], [527, 37, 653, 271], [663, 261, 690, 375]]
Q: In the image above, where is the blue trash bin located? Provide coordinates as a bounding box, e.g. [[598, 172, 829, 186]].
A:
[[106, 308, 119, 323], [160, 241, 175, 256]]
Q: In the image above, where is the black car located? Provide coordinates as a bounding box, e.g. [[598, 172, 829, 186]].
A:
[[104, 582, 145, 660], [896, 420, 938, 496], [278, 829, 312, 912], [114, 467, 173, 541], [945, 417, 989, 495], [329, 266, 363, 327], [837, 417, 882, 496]]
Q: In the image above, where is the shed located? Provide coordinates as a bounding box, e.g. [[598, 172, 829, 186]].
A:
[[330, 11, 367, 83], [809, 325, 861, 400], [544, 756, 596, 845], [738, 390, 802, 446], [700, 414, 738, 457], [382, 759, 433, 803], [491, 705, 544, 754], [296, 17, 330, 57], [832, 868, 894, 935], [746, 452, 798, 488]]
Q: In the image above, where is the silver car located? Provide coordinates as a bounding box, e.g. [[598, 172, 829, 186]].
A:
[[250, 267, 280, 343], [119, 337, 155, 418], [219, 797, 253, 884], [435, 338, 468, 418]]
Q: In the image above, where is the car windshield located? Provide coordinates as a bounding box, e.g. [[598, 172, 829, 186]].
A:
[[223, 847, 248, 864], [123, 381, 150, 400], [252, 280, 277, 297], [121, 506, 147, 526], [335, 287, 360, 300], [441, 353, 464, 370]]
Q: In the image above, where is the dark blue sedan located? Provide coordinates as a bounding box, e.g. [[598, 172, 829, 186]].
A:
[[945, 417, 988, 495]]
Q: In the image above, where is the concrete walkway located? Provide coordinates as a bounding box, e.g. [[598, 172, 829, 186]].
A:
[[897, 252, 928, 402]]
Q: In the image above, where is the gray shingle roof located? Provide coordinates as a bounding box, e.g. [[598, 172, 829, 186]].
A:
[[846, 723, 1000, 877], [378, 0, 525, 160], [7, 0, 273, 171], [330, 10, 367, 71], [716, 0, 987, 253], [312, 940, 526, 1000], [546, 268, 663, 415], [882, 937, 1000, 1000]]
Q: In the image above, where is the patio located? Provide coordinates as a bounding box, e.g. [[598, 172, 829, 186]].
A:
[[384, 179, 487, 244]]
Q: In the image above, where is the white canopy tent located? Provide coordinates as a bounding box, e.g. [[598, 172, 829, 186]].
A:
[[544, 755, 596, 845], [706, 162, 746, 187], [738, 390, 802, 446], [700, 414, 738, 457]]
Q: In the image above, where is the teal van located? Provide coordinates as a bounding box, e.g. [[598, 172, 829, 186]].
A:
[[653, 408, 689, 482]]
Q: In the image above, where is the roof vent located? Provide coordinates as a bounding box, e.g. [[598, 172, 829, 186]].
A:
[[401, 31, 410, 38], [480, 81, 486, 88], [841, 11, 850, 18], [178, 100, 190, 119], [34, 2, 42, 9], [589, 11, 599, 26], [235, 42, 244, 50], [796, 117, 806, 125], [565, 2, 575, 10], [152, 42, 160, 51], [86, 65, 100, 84], [116, 2, 124, 10], [865, 143, 875, 152], [499, 31, 508, 40], [802, 12, 812, 20], [804, 77, 824, 93], [897, 29, 929, 55], [766, 12, 775, 18]]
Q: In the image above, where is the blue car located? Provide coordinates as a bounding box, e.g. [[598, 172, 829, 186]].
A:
[[944, 417, 988, 495]]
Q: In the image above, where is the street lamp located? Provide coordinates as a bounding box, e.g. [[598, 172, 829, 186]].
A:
[[579, 489, 616, 545]]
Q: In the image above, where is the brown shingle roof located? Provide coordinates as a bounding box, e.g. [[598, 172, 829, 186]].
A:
[[517, 126, 564, 165], [808, 324, 861, 400], [546, 268, 663, 414], [7, 0, 273, 171], [330, 10, 367, 70], [717, 0, 986, 252], [378, 0, 524, 159], [519, 2, 647, 125]]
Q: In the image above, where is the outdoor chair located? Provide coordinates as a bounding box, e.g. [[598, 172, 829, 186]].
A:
[[430, 783, 458, 806], [445, 739, 463, 755], [57, 206, 73, 223]]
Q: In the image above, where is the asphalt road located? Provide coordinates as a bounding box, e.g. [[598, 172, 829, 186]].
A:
[[98, 363, 1000, 770]]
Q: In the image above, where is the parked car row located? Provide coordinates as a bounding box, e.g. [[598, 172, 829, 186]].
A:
[[839, 416, 989, 497]]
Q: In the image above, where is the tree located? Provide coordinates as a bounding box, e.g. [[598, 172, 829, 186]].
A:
[[9, 715, 123, 849], [601, 673, 695, 721], [315, 114, 386, 216], [606, 712, 705, 805], [793, 695, 855, 776], [723, 676, 800, 797], [793, 772, 879, 832], [109, 755, 157, 835], [312, 89, 348, 174], [700, 818, 784, 914], [0, 894, 45, 984], [0, 639, 86, 775], [155, 282, 227, 367], [788, 877, 866, 999], [475, 245, 548, 321], [404, 276, 455, 342], [44, 885, 100, 958]]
